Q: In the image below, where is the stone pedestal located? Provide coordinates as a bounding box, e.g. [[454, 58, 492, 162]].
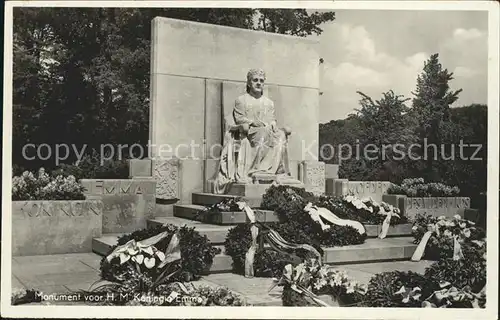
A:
[[298, 160, 325, 195], [12, 200, 103, 255]]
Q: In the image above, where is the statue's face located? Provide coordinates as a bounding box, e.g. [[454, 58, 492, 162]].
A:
[[249, 74, 265, 94]]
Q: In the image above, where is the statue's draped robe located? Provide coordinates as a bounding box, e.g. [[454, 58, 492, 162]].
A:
[[214, 93, 289, 194]]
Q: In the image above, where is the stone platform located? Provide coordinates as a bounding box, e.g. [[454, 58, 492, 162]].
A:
[[92, 213, 415, 273], [11, 252, 434, 306], [173, 204, 278, 224], [204, 181, 304, 207]]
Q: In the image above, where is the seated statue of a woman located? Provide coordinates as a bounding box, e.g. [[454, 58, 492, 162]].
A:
[[214, 69, 301, 194]]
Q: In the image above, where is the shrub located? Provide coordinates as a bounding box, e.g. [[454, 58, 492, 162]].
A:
[[388, 178, 460, 197], [53, 150, 129, 180], [12, 168, 86, 200], [100, 224, 220, 283]]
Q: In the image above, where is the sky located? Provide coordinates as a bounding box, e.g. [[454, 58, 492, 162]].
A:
[[308, 10, 488, 122]]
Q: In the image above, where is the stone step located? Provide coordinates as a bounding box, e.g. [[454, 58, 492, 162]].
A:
[[169, 206, 413, 240], [92, 233, 416, 274], [173, 204, 279, 225], [323, 237, 417, 264], [147, 216, 233, 244], [191, 192, 261, 208], [92, 234, 232, 273]]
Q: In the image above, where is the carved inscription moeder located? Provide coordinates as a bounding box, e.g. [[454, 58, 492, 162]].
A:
[[13, 200, 103, 219], [335, 181, 393, 202]]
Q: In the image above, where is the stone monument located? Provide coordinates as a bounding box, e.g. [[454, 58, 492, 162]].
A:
[[213, 68, 302, 194], [139, 17, 327, 204]]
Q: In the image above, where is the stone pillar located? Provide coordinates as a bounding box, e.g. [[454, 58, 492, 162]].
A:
[[299, 160, 325, 196], [334, 179, 349, 197], [128, 159, 153, 179], [325, 164, 339, 195]]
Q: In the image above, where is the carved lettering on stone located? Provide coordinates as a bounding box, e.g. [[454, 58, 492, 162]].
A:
[[61, 203, 72, 216], [136, 184, 144, 194], [94, 180, 104, 194], [104, 181, 117, 194], [41, 203, 51, 216], [88, 201, 102, 215], [15, 200, 103, 218], [120, 181, 132, 194]]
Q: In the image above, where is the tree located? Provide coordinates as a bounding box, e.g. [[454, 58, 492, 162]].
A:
[[12, 8, 335, 172], [410, 53, 463, 181], [325, 90, 418, 181], [256, 9, 335, 36]]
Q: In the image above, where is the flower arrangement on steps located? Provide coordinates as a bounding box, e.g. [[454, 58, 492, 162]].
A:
[[278, 248, 486, 308], [85, 226, 245, 306], [100, 224, 221, 283], [318, 194, 408, 227], [272, 259, 368, 307], [224, 185, 413, 276], [411, 214, 486, 261], [194, 198, 242, 222], [274, 214, 487, 307], [261, 185, 407, 231]]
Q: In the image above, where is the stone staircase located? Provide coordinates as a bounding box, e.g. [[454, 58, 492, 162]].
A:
[[92, 186, 418, 273]]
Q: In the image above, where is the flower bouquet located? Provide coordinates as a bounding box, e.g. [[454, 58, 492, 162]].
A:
[[271, 259, 367, 307], [397, 281, 485, 308], [411, 214, 485, 260]]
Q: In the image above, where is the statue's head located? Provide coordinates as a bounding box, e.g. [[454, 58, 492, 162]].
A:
[[246, 68, 266, 95]]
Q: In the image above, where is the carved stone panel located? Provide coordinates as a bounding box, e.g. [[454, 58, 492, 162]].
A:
[[299, 160, 325, 195], [153, 158, 181, 200]]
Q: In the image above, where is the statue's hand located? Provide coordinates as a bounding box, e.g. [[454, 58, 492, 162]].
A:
[[240, 123, 249, 133], [251, 120, 266, 127]]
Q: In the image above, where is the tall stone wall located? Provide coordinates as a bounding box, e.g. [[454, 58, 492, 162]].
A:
[[149, 17, 320, 162]]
